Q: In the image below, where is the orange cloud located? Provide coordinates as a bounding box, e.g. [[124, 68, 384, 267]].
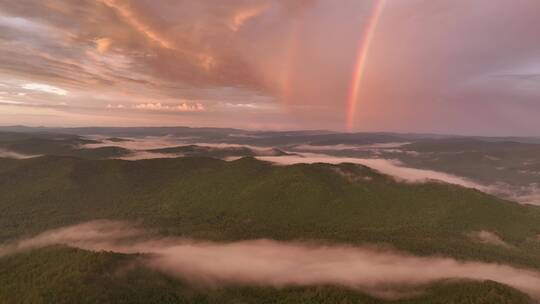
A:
[[98, 0, 174, 50], [230, 4, 269, 32], [95, 37, 113, 53]]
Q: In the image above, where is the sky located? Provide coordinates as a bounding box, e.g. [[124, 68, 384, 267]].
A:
[[0, 0, 539, 135]]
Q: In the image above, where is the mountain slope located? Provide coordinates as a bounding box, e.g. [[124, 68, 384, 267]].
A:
[[1, 156, 540, 270]]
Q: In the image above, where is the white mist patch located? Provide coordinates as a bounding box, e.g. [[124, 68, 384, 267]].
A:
[[82, 137, 270, 152], [2, 221, 540, 300], [119, 151, 184, 161], [82, 136, 189, 160], [228, 133, 263, 139], [484, 182, 540, 206], [83, 136, 190, 150], [0, 149, 39, 159], [294, 142, 410, 151], [294, 144, 370, 151], [186, 142, 285, 156], [79, 137, 540, 205], [0, 220, 143, 257], [469, 231, 513, 249], [516, 192, 540, 206], [83, 136, 280, 159], [257, 153, 481, 188], [258, 153, 540, 206]]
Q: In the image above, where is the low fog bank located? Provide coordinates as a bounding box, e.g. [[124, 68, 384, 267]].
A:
[[487, 183, 540, 206], [1, 221, 540, 300], [0, 220, 144, 257], [83, 135, 191, 150], [257, 154, 482, 189], [0, 149, 39, 159], [81, 136, 278, 160], [292, 143, 411, 151], [83, 136, 271, 153], [120, 151, 184, 161], [82, 136, 187, 160], [257, 154, 540, 205], [81, 136, 540, 205]]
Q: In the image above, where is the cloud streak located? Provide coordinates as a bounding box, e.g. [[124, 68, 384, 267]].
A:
[[2, 221, 540, 300], [21, 83, 68, 96]]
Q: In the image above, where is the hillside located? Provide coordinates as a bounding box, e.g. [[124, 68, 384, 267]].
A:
[[3, 141, 540, 303], [2, 155, 540, 271]]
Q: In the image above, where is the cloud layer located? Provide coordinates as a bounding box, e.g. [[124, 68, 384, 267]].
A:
[[0, 0, 539, 134], [2, 220, 540, 300]]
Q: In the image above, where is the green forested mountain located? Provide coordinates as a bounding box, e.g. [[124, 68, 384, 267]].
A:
[[2, 140, 540, 303], [2, 155, 540, 266]]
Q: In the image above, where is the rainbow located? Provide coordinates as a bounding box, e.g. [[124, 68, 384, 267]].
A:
[[346, 0, 386, 132]]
